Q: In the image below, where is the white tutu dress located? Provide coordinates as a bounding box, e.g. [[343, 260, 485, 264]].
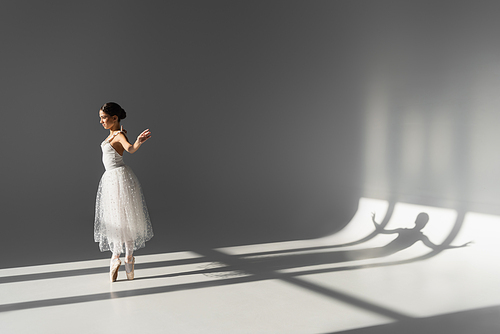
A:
[[94, 131, 153, 253]]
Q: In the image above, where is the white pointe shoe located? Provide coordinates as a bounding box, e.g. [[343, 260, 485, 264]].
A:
[[110, 259, 121, 282], [125, 257, 135, 280]]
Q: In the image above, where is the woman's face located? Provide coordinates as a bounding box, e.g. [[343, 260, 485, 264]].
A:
[[99, 110, 118, 129]]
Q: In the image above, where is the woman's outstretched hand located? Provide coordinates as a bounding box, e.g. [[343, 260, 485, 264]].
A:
[[137, 129, 152, 144]]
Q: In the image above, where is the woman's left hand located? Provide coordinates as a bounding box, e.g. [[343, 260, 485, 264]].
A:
[[137, 129, 152, 144]]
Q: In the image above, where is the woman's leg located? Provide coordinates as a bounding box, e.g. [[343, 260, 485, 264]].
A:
[[111, 243, 122, 263], [124, 241, 135, 280], [110, 243, 122, 282], [125, 241, 134, 263]]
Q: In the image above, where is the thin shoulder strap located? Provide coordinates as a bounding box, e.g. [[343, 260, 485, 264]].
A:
[[106, 130, 123, 142]]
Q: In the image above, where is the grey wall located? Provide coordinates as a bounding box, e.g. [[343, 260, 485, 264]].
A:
[[1, 1, 500, 268]]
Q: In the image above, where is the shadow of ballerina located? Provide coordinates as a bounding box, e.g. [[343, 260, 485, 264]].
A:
[[199, 212, 472, 278]]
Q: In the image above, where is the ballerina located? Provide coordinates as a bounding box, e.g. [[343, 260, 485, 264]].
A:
[[94, 102, 154, 282]]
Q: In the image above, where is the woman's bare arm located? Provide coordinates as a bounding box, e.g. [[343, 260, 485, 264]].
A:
[[116, 129, 151, 154]]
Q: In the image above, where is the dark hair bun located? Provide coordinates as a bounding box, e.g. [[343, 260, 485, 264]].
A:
[[101, 102, 126, 120], [120, 108, 127, 120]]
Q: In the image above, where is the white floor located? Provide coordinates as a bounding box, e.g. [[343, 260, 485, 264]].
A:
[[1, 198, 499, 334]]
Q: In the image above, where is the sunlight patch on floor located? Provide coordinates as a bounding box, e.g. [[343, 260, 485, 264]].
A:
[[1, 199, 498, 334]]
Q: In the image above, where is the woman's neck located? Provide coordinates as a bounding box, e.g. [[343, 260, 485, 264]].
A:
[[109, 124, 121, 134]]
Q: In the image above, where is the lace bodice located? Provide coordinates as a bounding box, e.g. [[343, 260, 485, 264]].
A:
[[101, 131, 126, 171]]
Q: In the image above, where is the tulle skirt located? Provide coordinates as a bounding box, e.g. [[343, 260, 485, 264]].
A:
[[94, 165, 153, 253]]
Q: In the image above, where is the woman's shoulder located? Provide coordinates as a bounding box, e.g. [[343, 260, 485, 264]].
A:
[[115, 131, 130, 141]]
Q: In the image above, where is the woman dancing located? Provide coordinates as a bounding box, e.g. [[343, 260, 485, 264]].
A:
[[94, 102, 153, 282]]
